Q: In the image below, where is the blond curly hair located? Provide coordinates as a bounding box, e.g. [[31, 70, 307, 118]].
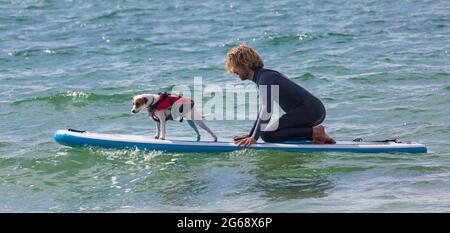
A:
[[226, 44, 264, 73]]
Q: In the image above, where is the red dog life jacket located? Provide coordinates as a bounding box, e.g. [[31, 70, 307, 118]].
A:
[[147, 92, 194, 122]]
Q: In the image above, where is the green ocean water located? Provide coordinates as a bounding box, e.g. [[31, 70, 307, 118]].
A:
[[1, 0, 450, 212]]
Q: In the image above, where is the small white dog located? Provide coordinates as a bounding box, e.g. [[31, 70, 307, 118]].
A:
[[131, 92, 217, 141]]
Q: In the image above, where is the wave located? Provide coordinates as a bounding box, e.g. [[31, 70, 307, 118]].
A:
[[292, 72, 316, 81], [264, 32, 354, 46], [0, 142, 10, 148], [88, 10, 120, 21], [13, 91, 132, 106], [88, 8, 156, 22], [10, 46, 81, 58], [431, 72, 449, 79], [348, 72, 450, 84], [85, 147, 165, 162], [266, 33, 318, 46]]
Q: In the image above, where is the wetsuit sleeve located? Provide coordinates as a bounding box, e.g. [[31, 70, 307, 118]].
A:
[[248, 111, 259, 136], [250, 75, 274, 141]]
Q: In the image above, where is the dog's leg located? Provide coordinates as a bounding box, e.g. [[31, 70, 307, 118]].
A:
[[154, 121, 160, 139], [188, 108, 217, 142], [186, 120, 201, 141], [194, 119, 217, 142], [156, 112, 166, 140]]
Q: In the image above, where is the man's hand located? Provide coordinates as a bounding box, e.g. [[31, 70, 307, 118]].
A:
[[233, 134, 250, 141], [235, 136, 256, 147]]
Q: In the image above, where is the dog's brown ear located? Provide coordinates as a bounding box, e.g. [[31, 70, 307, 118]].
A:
[[132, 96, 139, 104]]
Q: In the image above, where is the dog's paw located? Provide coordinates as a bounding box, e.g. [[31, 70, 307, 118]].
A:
[[213, 137, 218, 142], [159, 137, 165, 140], [153, 135, 159, 139]]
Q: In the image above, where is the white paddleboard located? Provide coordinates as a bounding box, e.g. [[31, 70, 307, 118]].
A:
[[53, 129, 427, 153]]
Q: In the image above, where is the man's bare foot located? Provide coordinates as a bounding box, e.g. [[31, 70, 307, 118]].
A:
[[312, 125, 326, 144], [312, 125, 336, 144]]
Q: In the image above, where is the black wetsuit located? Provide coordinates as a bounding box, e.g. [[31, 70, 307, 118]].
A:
[[249, 68, 326, 142]]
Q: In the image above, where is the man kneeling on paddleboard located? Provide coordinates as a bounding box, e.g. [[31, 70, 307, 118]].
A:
[[227, 44, 336, 147]]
